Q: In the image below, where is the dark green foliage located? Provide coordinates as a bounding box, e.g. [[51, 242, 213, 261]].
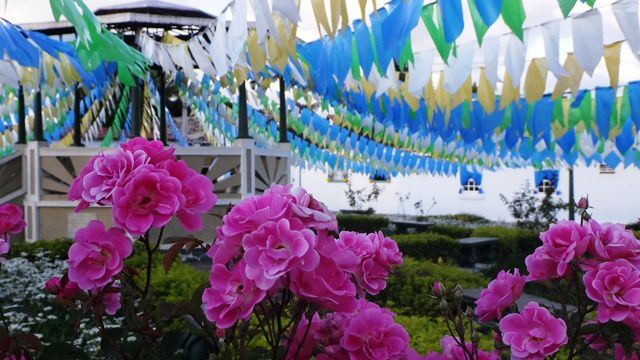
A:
[[336, 213, 389, 233], [392, 233, 460, 262], [426, 225, 473, 239], [7, 239, 72, 260], [499, 180, 568, 231], [417, 213, 489, 224], [374, 258, 487, 317]]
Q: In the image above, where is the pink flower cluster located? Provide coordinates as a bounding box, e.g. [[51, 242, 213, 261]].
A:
[[287, 300, 411, 359], [202, 184, 403, 328], [69, 137, 217, 234]]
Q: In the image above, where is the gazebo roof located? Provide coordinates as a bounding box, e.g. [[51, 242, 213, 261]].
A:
[[94, 0, 215, 20]]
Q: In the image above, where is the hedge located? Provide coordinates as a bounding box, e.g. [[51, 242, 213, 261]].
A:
[[7, 238, 72, 261], [392, 233, 459, 262], [336, 213, 389, 233], [374, 258, 487, 317], [427, 224, 473, 239]]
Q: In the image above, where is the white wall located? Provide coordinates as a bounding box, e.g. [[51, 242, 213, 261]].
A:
[[292, 165, 640, 224]]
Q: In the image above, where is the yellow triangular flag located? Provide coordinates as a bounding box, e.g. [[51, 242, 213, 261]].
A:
[[311, 0, 332, 38], [451, 76, 472, 109], [552, 53, 584, 99], [359, 0, 368, 22], [524, 58, 548, 104], [435, 71, 449, 111], [424, 78, 436, 112], [247, 30, 266, 74], [401, 82, 420, 111], [500, 72, 520, 110], [477, 68, 495, 113], [340, 0, 349, 32], [330, 0, 341, 38], [604, 41, 622, 90]]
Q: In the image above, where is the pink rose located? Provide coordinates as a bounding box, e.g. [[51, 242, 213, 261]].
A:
[[539, 220, 591, 276], [0, 237, 8, 258], [219, 190, 291, 239], [525, 246, 562, 281], [584, 259, 640, 322], [340, 304, 410, 359], [202, 260, 266, 329], [289, 252, 358, 313], [0, 203, 25, 237], [44, 276, 81, 300], [112, 165, 184, 235], [243, 218, 319, 291], [67, 220, 132, 290], [288, 186, 338, 231], [119, 137, 175, 165], [162, 160, 217, 232], [207, 227, 243, 266], [337, 231, 403, 295], [68, 150, 149, 211], [475, 269, 526, 322], [584, 221, 640, 267], [499, 302, 567, 360]]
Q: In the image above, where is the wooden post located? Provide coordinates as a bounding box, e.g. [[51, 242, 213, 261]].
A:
[[159, 71, 167, 145], [237, 81, 251, 139], [279, 77, 288, 143], [73, 85, 83, 146], [17, 85, 26, 144], [568, 167, 575, 221], [33, 89, 44, 142]]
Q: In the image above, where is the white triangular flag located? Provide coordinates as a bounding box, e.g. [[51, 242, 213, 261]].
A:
[[613, 0, 640, 55], [212, 22, 229, 76], [504, 34, 526, 87], [482, 36, 500, 86], [227, 0, 248, 66], [541, 20, 568, 78], [250, 0, 279, 44], [444, 42, 476, 93], [273, 0, 300, 24], [573, 9, 603, 76], [408, 50, 435, 95]]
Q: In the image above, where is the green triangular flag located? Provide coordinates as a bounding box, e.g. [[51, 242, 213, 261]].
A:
[[468, 0, 488, 45], [558, 0, 577, 17], [421, 4, 451, 63], [620, 86, 630, 126], [501, 0, 526, 41], [351, 36, 361, 81], [398, 38, 414, 69], [585, 0, 596, 7]]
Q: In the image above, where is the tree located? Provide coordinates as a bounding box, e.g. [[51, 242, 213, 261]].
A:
[[499, 180, 567, 231]]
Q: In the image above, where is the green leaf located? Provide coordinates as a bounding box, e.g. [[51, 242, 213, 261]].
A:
[[501, 0, 526, 41]]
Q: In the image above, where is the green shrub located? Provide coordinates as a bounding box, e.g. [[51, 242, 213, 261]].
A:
[[471, 226, 539, 277], [392, 233, 460, 262], [6, 238, 72, 260], [396, 315, 494, 355], [427, 224, 473, 239], [126, 244, 208, 304], [337, 213, 389, 233], [374, 258, 487, 317]]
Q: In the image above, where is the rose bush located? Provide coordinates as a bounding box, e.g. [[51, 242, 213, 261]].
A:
[[425, 197, 640, 359]]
